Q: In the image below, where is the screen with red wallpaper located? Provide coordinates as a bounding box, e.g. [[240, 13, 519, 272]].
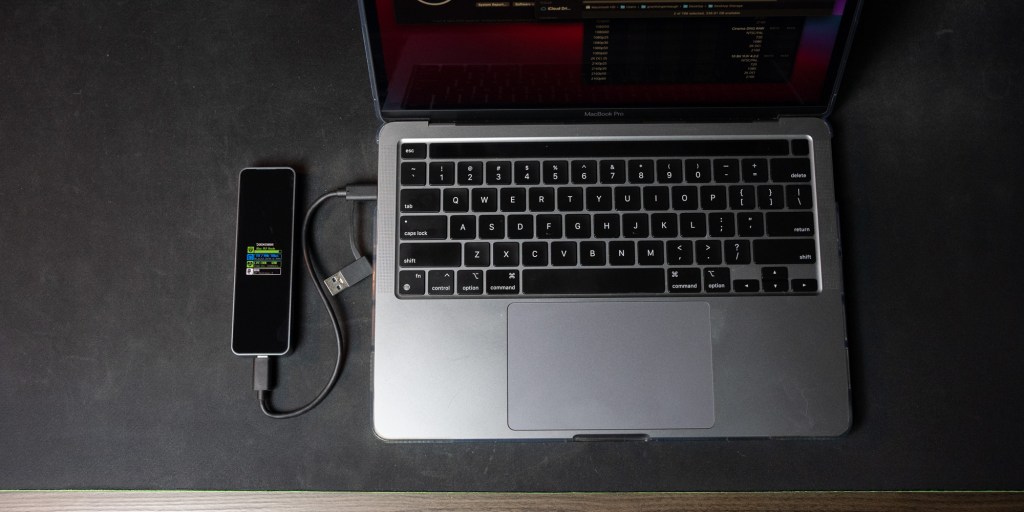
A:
[[366, 0, 854, 114]]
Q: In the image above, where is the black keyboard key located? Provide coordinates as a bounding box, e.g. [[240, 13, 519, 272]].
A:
[[734, 279, 760, 292], [714, 159, 740, 183], [672, 185, 699, 210], [523, 242, 548, 266], [766, 212, 815, 237], [600, 160, 626, 183], [586, 186, 613, 211], [529, 187, 555, 211], [479, 215, 505, 239], [685, 159, 712, 183], [629, 159, 656, 183], [400, 162, 427, 186], [399, 215, 446, 240], [522, 268, 665, 294], [593, 214, 620, 238], [398, 270, 426, 295], [401, 143, 426, 159], [623, 213, 649, 238], [709, 213, 735, 237], [514, 161, 540, 184], [729, 185, 756, 210], [458, 161, 484, 185], [500, 187, 526, 212], [487, 269, 520, 295], [668, 268, 701, 293], [558, 187, 585, 211], [696, 240, 722, 265], [667, 241, 694, 265], [657, 159, 683, 183], [757, 185, 785, 209], [770, 158, 811, 182], [701, 186, 727, 210], [486, 161, 513, 185], [400, 188, 440, 212], [763, 279, 789, 292], [544, 160, 569, 184], [704, 267, 731, 293], [791, 139, 810, 156], [457, 270, 484, 295], [565, 214, 591, 238], [493, 242, 519, 267], [651, 213, 678, 238], [464, 242, 490, 267], [443, 188, 469, 212], [609, 241, 635, 265], [450, 215, 476, 239], [679, 213, 707, 237], [429, 161, 455, 185], [580, 241, 606, 266], [427, 270, 455, 295], [399, 243, 460, 267], [551, 242, 577, 266], [638, 241, 664, 265], [507, 215, 534, 239], [754, 239, 817, 264], [737, 212, 764, 237], [572, 160, 598, 183], [615, 186, 642, 211], [725, 240, 752, 264], [742, 158, 769, 182], [786, 185, 814, 209], [472, 188, 498, 212], [762, 266, 788, 280], [537, 214, 562, 238], [643, 186, 670, 210], [792, 279, 818, 292]]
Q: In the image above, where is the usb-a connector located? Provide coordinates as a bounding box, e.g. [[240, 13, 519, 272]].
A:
[[324, 256, 373, 296]]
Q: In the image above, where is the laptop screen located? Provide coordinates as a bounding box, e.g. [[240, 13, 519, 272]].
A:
[[361, 0, 860, 120]]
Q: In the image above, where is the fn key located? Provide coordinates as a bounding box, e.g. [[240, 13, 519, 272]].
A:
[[398, 270, 426, 295]]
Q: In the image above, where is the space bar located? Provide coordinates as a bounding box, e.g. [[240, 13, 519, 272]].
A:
[[522, 269, 665, 295]]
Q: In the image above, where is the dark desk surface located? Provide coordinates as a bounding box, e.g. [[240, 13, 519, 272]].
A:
[[1, 0, 1022, 492]]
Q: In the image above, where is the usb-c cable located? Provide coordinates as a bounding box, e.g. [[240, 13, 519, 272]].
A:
[[253, 184, 376, 419]]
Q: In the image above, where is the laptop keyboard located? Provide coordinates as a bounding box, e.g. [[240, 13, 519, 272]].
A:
[[395, 138, 820, 297]]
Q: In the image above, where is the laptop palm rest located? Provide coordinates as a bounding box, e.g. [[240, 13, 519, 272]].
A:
[[507, 301, 715, 431]]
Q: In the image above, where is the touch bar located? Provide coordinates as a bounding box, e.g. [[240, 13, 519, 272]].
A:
[[429, 139, 790, 159]]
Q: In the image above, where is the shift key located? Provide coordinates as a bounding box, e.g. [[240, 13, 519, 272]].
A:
[[754, 239, 817, 264], [399, 243, 461, 267]]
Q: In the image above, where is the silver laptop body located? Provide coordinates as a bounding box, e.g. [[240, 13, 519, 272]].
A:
[[361, 0, 860, 440]]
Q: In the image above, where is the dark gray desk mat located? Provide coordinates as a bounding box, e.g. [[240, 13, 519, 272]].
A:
[[1, 0, 1021, 491]]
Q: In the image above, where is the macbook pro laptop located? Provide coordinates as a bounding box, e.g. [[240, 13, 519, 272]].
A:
[[360, 0, 860, 440]]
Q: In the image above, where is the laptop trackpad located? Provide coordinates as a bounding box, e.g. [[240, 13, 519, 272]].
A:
[[507, 301, 715, 431]]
